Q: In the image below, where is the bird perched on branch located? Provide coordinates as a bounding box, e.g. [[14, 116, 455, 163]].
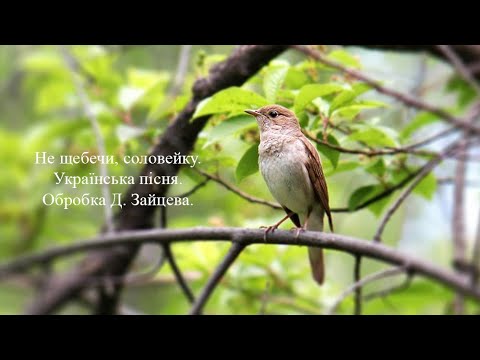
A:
[[245, 105, 333, 285]]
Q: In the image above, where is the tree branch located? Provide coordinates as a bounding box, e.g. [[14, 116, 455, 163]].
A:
[[27, 45, 288, 315], [436, 45, 480, 95], [373, 141, 460, 242], [195, 169, 282, 210], [328, 266, 407, 315], [163, 244, 195, 304], [363, 272, 413, 302], [292, 45, 480, 135], [60, 46, 114, 233], [189, 242, 246, 315], [2, 227, 480, 308], [353, 255, 362, 315]]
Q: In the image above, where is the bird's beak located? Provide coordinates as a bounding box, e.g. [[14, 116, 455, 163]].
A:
[[245, 109, 260, 116]]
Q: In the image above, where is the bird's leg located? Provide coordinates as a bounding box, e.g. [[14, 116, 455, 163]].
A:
[[261, 212, 294, 242], [293, 212, 310, 240]]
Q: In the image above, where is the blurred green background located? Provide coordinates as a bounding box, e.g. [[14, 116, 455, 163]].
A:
[[0, 45, 479, 315]]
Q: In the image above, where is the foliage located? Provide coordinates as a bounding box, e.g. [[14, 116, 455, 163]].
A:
[[0, 45, 476, 315]]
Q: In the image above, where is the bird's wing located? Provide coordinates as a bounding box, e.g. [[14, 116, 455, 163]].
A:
[[299, 136, 334, 232]]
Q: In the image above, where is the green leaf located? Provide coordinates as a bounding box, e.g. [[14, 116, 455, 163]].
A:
[[284, 68, 310, 89], [21, 50, 64, 73], [236, 143, 259, 182], [446, 75, 477, 108], [327, 49, 361, 69], [400, 112, 439, 140], [193, 87, 268, 119], [368, 194, 392, 217], [127, 68, 170, 89], [329, 83, 372, 114], [316, 133, 340, 168], [312, 97, 330, 117], [348, 185, 378, 210], [413, 172, 437, 200], [294, 83, 346, 115], [365, 158, 387, 177], [204, 115, 257, 148], [332, 100, 387, 120], [348, 126, 398, 147], [263, 65, 289, 103]]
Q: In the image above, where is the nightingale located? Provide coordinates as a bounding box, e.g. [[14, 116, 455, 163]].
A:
[[245, 105, 333, 285]]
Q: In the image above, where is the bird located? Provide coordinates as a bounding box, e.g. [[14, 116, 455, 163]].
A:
[[245, 104, 333, 285]]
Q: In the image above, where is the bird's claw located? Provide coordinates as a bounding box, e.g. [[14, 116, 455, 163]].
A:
[[260, 225, 278, 242], [291, 227, 306, 242]]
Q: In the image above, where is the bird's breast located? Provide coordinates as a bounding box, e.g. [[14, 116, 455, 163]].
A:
[[259, 137, 314, 215]]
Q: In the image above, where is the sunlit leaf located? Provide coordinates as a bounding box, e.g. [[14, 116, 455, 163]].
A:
[[193, 87, 268, 119], [400, 112, 440, 140], [316, 133, 340, 169], [204, 115, 257, 148], [413, 172, 437, 200], [236, 143, 259, 182], [294, 83, 346, 115], [118, 86, 146, 110], [348, 125, 398, 147], [263, 65, 289, 103], [327, 49, 362, 68]]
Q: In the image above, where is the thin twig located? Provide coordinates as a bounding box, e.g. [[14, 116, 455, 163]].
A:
[[438, 177, 480, 186], [363, 272, 413, 302], [189, 242, 246, 315], [354, 255, 362, 315], [292, 45, 480, 136], [305, 132, 437, 157], [60, 46, 114, 233], [171, 45, 192, 98], [163, 244, 195, 304], [332, 167, 422, 213], [147, 45, 192, 122], [472, 206, 480, 286], [197, 168, 424, 214], [373, 141, 460, 242], [327, 266, 406, 315], [195, 169, 282, 209], [437, 45, 480, 95], [174, 178, 210, 198], [2, 227, 480, 304], [452, 132, 469, 315]]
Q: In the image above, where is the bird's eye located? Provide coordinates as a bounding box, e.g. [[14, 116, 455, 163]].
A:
[[268, 110, 278, 118]]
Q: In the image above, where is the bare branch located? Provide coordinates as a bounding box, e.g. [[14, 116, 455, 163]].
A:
[[174, 178, 210, 198], [189, 242, 246, 315], [171, 45, 192, 98], [60, 46, 114, 233], [363, 273, 413, 302], [373, 141, 460, 242], [2, 227, 480, 307], [28, 45, 288, 315], [196, 169, 282, 210], [292, 45, 480, 136], [163, 244, 195, 304], [197, 168, 425, 215], [437, 45, 480, 95], [354, 255, 362, 315], [472, 206, 480, 286], [328, 266, 406, 315], [305, 132, 438, 158]]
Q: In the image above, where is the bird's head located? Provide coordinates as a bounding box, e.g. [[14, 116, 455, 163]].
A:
[[245, 104, 301, 134]]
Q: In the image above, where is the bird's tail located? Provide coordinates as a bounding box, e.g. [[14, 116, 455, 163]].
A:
[[307, 209, 325, 285]]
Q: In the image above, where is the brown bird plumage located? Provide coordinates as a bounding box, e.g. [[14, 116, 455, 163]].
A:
[[245, 105, 333, 285]]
